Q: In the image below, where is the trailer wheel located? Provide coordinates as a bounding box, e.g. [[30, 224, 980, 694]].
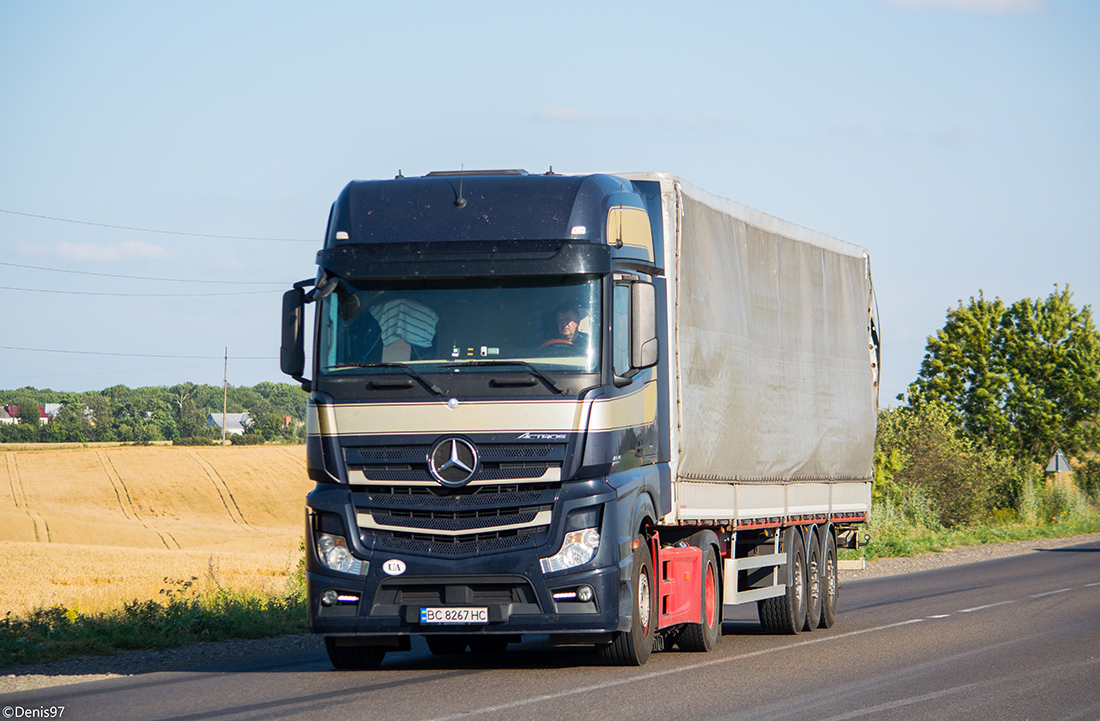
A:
[[819, 529, 839, 628], [757, 527, 807, 634], [325, 637, 386, 670], [426, 636, 469, 655], [677, 544, 721, 651], [599, 534, 655, 666], [803, 527, 822, 631]]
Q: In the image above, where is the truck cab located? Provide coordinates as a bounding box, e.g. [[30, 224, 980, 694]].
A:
[[282, 170, 676, 667]]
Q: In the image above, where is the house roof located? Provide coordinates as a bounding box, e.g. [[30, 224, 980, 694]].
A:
[[206, 413, 251, 432]]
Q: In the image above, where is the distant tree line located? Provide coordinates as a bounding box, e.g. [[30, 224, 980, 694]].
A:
[[0, 382, 309, 444]]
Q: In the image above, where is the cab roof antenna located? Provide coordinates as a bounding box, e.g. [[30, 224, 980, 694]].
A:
[[454, 165, 467, 208]]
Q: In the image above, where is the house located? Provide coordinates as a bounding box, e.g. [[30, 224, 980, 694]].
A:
[[0, 407, 13, 425], [206, 413, 251, 435], [2, 405, 48, 424]]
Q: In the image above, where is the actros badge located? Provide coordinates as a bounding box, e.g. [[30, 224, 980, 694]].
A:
[[428, 437, 479, 487]]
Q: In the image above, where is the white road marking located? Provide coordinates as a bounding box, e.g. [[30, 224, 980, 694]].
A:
[[1031, 587, 1073, 598], [422, 619, 926, 721], [420, 582, 1098, 721], [959, 600, 1015, 613]]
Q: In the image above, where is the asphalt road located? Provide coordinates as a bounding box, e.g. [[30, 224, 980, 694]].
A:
[[4, 538, 1098, 721]]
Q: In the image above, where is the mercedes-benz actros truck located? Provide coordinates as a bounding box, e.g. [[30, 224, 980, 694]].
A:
[[281, 170, 879, 668]]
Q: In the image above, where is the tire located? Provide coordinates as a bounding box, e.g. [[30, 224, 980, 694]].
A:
[[819, 529, 839, 629], [426, 636, 469, 655], [599, 534, 656, 666], [325, 637, 386, 670], [677, 544, 721, 652], [757, 527, 807, 634], [803, 528, 822, 632], [468, 637, 510, 654]]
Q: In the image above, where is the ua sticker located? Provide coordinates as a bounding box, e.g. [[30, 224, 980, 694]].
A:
[[382, 559, 407, 576]]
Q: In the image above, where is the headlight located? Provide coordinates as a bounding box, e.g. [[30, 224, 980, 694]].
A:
[[540, 528, 600, 574], [316, 533, 367, 575]]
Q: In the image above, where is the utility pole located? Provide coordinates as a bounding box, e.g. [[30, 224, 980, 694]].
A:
[[222, 347, 228, 445]]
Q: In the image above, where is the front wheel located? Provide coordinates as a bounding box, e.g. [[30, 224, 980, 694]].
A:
[[325, 637, 386, 670], [677, 544, 721, 651], [426, 636, 469, 655], [599, 535, 656, 666]]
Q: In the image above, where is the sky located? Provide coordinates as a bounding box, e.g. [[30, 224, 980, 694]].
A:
[[1, 0, 1097, 404]]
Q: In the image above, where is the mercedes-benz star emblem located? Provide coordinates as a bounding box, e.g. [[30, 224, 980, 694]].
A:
[[428, 437, 479, 488]]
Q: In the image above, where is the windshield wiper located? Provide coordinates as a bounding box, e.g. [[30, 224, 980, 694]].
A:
[[330, 362, 446, 396], [440, 360, 569, 395]]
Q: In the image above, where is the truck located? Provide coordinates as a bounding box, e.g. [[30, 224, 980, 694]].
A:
[[280, 169, 880, 668]]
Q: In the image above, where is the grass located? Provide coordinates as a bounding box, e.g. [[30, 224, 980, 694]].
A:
[[0, 579, 307, 668], [842, 507, 1100, 561]]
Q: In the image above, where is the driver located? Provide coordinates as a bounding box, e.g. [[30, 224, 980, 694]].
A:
[[541, 303, 588, 347]]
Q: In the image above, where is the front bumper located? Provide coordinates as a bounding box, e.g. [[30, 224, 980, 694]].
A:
[[308, 554, 624, 637]]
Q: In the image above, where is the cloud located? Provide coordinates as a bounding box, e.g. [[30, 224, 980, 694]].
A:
[[885, 0, 1055, 14], [50, 240, 179, 263]]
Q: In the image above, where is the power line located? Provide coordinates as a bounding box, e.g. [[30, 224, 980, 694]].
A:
[[0, 261, 291, 285], [0, 208, 316, 242], [0, 286, 281, 297], [1, 345, 276, 360]]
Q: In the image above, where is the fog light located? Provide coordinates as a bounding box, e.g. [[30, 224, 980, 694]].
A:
[[576, 585, 594, 602], [321, 589, 338, 607]]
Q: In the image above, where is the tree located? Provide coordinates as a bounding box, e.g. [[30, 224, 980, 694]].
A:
[[910, 285, 1100, 465], [40, 402, 91, 443]]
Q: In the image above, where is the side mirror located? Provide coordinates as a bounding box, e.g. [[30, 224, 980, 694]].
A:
[[630, 281, 658, 370], [281, 288, 308, 385]]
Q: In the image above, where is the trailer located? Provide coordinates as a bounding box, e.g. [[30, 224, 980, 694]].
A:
[[281, 170, 879, 668]]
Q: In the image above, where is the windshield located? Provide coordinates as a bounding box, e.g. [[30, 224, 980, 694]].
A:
[[318, 275, 601, 375]]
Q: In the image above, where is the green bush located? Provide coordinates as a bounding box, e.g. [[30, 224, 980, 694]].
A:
[[229, 434, 265, 446], [1076, 456, 1100, 503], [875, 402, 1037, 527], [173, 436, 214, 446]]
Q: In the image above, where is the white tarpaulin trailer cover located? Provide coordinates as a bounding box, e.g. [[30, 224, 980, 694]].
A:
[[639, 175, 879, 487]]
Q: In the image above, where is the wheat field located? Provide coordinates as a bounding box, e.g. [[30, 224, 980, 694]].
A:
[[0, 444, 311, 615]]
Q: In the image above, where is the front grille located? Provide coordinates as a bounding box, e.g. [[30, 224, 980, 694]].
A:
[[374, 529, 544, 555], [370, 509, 545, 533], [350, 445, 431, 462], [368, 576, 544, 617], [354, 466, 556, 484], [361, 486, 550, 507], [348, 441, 565, 554]]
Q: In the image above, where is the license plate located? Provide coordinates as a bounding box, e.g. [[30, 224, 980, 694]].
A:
[[419, 607, 489, 624]]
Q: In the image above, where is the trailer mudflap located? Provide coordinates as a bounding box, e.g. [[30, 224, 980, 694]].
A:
[[656, 542, 702, 629]]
